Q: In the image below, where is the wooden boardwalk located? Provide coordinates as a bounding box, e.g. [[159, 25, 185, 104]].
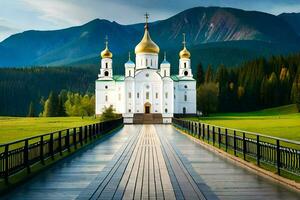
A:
[[2, 125, 300, 200]]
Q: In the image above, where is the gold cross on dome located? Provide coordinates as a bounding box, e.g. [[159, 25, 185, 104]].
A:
[[144, 12, 150, 24], [182, 33, 186, 47], [104, 35, 108, 47]]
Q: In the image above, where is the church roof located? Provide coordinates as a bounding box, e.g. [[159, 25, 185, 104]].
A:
[[171, 75, 195, 82], [113, 75, 125, 81]]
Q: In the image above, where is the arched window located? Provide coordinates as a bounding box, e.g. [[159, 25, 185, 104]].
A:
[[164, 70, 166, 77], [128, 92, 131, 99], [151, 59, 153, 66], [183, 107, 186, 114], [156, 93, 158, 99], [105, 63, 108, 68], [129, 70, 131, 77], [165, 108, 168, 113], [184, 71, 188, 76], [146, 59, 148, 66], [165, 92, 168, 99], [104, 71, 109, 76], [137, 92, 140, 98], [146, 92, 149, 100], [105, 95, 108, 102], [184, 94, 187, 101]]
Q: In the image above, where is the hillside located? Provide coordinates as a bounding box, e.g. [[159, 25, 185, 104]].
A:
[[0, 7, 300, 67], [192, 104, 300, 141]]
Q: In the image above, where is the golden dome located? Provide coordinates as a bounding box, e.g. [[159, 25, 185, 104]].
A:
[[179, 47, 191, 59], [100, 38, 113, 59], [179, 33, 191, 59], [135, 22, 159, 54]]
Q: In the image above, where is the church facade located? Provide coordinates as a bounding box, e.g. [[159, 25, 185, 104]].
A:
[[95, 16, 196, 123]]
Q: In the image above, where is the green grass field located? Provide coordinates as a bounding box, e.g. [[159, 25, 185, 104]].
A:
[[0, 117, 99, 144], [189, 104, 300, 141]]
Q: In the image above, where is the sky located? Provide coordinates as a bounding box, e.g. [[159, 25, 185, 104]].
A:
[[0, 0, 300, 41]]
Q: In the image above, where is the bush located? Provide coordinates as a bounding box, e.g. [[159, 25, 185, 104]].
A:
[[101, 105, 118, 121]]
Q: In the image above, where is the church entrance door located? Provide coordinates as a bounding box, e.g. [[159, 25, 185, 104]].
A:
[[144, 102, 151, 114]]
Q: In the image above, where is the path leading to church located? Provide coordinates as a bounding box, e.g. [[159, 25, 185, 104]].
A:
[[2, 125, 300, 200]]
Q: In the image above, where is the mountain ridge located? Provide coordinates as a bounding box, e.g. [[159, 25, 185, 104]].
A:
[[0, 6, 300, 67]]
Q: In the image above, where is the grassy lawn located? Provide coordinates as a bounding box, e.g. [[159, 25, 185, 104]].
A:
[[0, 117, 100, 144], [189, 104, 300, 141]]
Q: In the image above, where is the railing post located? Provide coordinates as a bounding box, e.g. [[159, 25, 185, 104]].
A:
[[243, 132, 246, 160], [277, 139, 281, 175], [58, 131, 62, 156], [84, 126, 88, 143], [207, 125, 210, 143], [89, 125, 92, 140], [66, 129, 70, 152], [199, 123, 201, 138], [225, 129, 228, 152], [257, 135, 260, 166], [218, 128, 221, 148], [50, 133, 54, 160], [202, 124, 205, 140], [79, 127, 83, 146], [197, 123, 200, 138], [233, 131, 237, 156], [73, 128, 77, 150], [4, 144, 9, 184], [40, 136, 44, 165], [93, 124, 97, 139], [24, 139, 30, 173], [212, 126, 215, 145]]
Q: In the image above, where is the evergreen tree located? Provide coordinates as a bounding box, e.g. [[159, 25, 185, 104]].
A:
[[43, 91, 59, 117], [27, 101, 35, 117], [101, 105, 118, 121], [196, 63, 204, 86], [204, 64, 213, 83], [197, 83, 219, 115]]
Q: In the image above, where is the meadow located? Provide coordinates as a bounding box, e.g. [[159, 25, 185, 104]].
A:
[[0, 117, 99, 144], [189, 104, 300, 141]]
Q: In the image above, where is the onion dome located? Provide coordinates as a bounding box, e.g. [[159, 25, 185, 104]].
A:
[[135, 13, 160, 54], [179, 33, 191, 59], [101, 37, 113, 59]]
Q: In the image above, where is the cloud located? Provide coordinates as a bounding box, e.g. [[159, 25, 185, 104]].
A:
[[0, 18, 20, 41]]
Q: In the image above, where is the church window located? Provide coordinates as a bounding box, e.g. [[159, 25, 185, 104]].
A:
[[184, 85, 188, 89], [184, 62, 186, 68], [183, 107, 186, 114], [164, 70, 166, 77], [146, 85, 150, 89], [184, 94, 187, 101], [128, 92, 132, 99], [105, 95, 108, 102], [184, 71, 188, 76], [104, 71, 109, 76], [129, 70, 131, 77], [137, 92, 140, 98], [165, 108, 168, 113], [105, 63, 108, 68], [151, 59, 153, 66], [146, 92, 149, 100], [128, 109, 131, 113], [156, 93, 158, 99], [146, 59, 148, 66], [105, 85, 108, 89], [165, 92, 168, 99], [146, 73, 149, 77]]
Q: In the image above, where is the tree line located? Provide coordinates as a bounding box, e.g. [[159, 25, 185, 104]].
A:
[[196, 54, 300, 115]]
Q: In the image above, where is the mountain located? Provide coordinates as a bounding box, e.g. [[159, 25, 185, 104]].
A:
[[278, 13, 300, 36], [0, 7, 300, 68]]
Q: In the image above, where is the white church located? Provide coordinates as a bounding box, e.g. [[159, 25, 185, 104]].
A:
[[95, 14, 196, 124]]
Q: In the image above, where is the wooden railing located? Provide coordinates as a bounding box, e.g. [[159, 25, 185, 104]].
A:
[[0, 118, 123, 183], [172, 118, 300, 177]]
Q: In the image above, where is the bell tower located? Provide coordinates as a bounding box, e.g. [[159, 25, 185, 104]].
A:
[[179, 33, 192, 77], [99, 36, 113, 79]]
